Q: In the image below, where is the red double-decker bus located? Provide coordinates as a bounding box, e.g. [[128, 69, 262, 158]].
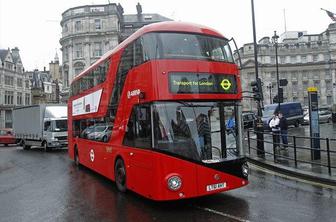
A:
[[68, 21, 248, 201]]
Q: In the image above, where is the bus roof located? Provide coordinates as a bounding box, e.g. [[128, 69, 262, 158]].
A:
[[72, 21, 227, 83]]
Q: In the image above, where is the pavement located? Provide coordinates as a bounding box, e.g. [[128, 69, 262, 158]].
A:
[[245, 127, 336, 187]]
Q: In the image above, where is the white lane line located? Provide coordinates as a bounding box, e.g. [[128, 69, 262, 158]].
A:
[[195, 206, 251, 222]]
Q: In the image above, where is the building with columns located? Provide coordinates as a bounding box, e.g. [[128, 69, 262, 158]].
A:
[[59, 2, 171, 92], [0, 47, 31, 128], [239, 23, 336, 111]]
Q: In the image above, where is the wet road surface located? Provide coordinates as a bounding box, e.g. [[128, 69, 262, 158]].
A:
[[0, 145, 335, 222]]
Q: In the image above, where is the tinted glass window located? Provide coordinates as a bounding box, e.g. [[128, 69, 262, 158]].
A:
[[153, 102, 240, 161], [124, 104, 151, 148], [70, 59, 110, 96], [73, 117, 113, 143], [142, 32, 234, 62], [44, 121, 51, 131], [55, 120, 68, 132]]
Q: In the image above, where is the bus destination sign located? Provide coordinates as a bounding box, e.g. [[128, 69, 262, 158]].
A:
[[169, 72, 237, 94]]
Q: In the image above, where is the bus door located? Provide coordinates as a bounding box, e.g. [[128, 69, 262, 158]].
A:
[[123, 104, 154, 196], [197, 104, 241, 194]]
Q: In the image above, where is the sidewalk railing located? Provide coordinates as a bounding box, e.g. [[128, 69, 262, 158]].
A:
[[246, 130, 336, 176]]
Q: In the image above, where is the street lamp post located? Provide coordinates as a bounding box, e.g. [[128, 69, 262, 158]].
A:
[[272, 31, 280, 111], [267, 83, 273, 104], [251, 0, 264, 157]]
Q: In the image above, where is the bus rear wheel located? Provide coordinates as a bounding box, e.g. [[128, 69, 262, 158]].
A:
[[115, 159, 127, 192]]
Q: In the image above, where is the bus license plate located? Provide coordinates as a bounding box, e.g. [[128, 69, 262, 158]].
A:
[[206, 182, 226, 192]]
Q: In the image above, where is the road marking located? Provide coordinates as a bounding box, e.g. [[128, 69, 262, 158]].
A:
[[250, 164, 336, 190], [195, 206, 250, 222]]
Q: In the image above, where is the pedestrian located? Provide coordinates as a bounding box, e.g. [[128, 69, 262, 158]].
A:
[[226, 113, 236, 137], [269, 112, 280, 149], [278, 111, 288, 149]]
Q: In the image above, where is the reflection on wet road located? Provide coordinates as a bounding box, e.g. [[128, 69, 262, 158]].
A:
[[0, 146, 335, 222]]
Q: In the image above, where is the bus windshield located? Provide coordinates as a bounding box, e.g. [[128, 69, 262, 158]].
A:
[[142, 32, 234, 63], [153, 101, 239, 162]]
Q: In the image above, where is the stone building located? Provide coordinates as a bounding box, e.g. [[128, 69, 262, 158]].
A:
[[59, 2, 171, 90], [239, 23, 336, 111], [29, 66, 63, 105], [49, 52, 62, 82], [0, 47, 31, 128]]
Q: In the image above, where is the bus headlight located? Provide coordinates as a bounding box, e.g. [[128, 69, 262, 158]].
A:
[[242, 163, 249, 177], [167, 175, 182, 191]]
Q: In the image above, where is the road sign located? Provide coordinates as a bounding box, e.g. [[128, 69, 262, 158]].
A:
[[307, 87, 318, 92]]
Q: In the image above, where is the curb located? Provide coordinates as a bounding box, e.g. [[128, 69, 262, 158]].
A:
[[247, 156, 336, 187]]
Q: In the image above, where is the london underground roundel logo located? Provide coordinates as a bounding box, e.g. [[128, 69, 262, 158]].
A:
[[90, 149, 95, 162]]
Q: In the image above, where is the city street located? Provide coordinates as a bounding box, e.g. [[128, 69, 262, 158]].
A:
[[1, 142, 335, 222]]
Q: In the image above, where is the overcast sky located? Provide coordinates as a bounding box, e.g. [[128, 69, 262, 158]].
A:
[[0, 0, 335, 71]]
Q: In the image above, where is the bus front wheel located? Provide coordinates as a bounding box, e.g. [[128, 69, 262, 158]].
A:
[[115, 158, 127, 192]]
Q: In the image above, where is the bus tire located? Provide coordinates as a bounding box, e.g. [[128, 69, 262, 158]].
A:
[[74, 146, 80, 167], [115, 158, 127, 192]]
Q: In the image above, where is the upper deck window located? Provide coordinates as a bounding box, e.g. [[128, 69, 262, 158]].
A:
[[142, 32, 234, 63], [70, 59, 110, 96]]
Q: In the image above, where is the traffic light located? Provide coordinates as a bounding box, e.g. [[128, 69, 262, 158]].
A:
[[251, 78, 263, 101], [273, 88, 284, 103]]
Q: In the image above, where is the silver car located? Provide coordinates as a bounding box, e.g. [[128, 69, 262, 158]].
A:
[[303, 110, 332, 124]]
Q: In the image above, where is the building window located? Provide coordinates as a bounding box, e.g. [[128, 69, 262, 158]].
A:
[[271, 72, 276, 79], [327, 96, 332, 104], [326, 80, 332, 90], [75, 43, 83, 58], [25, 93, 30, 105], [64, 71, 69, 87], [95, 19, 101, 30], [17, 92, 22, 105], [290, 56, 296, 63], [25, 80, 30, 88], [5, 63, 13, 70], [64, 48, 69, 61], [301, 55, 306, 63], [93, 42, 102, 57], [75, 21, 82, 32], [63, 24, 68, 33], [5, 110, 12, 128], [292, 82, 298, 92], [5, 91, 14, 105], [17, 78, 23, 87], [313, 54, 318, 62], [5, 76, 14, 86]]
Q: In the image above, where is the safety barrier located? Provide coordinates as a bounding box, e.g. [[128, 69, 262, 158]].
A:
[[247, 130, 336, 176]]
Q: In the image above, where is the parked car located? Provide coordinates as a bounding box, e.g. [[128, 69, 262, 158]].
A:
[[262, 102, 304, 129], [81, 124, 113, 142], [0, 128, 16, 146], [242, 112, 256, 129], [303, 109, 332, 124]]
